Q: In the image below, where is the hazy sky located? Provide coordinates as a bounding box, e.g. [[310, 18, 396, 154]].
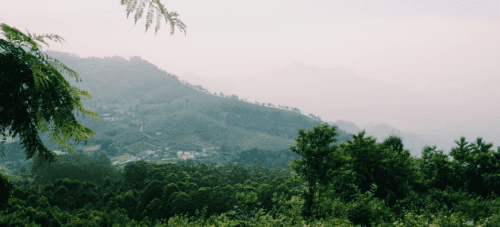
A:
[[2, 0, 500, 151]]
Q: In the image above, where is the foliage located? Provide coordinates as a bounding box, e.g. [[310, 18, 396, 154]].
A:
[[413, 145, 462, 193], [0, 173, 16, 210], [28, 150, 123, 187], [236, 147, 301, 171], [1, 113, 497, 227], [288, 123, 346, 219], [345, 186, 395, 226], [122, 159, 153, 191], [332, 131, 420, 211], [120, 0, 186, 36], [449, 136, 500, 199], [0, 23, 100, 165]]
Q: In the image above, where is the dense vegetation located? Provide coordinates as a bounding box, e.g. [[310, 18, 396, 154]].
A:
[[1, 124, 499, 226], [1, 50, 498, 226]]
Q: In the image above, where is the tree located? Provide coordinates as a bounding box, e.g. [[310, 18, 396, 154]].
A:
[[449, 136, 500, 199], [288, 123, 348, 219], [381, 135, 404, 153], [413, 145, 458, 193], [0, 172, 16, 210], [334, 132, 420, 211], [121, 0, 186, 36], [375, 135, 420, 208], [0, 24, 100, 165]]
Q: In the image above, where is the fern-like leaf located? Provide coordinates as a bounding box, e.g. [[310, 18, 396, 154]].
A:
[[134, 0, 148, 25], [120, 0, 186, 36], [145, 2, 156, 33], [125, 0, 138, 19], [155, 7, 162, 35]]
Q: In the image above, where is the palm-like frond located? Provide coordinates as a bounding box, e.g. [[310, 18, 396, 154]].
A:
[[120, 0, 186, 36]]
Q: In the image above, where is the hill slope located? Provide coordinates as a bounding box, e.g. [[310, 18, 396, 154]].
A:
[[1, 51, 353, 171]]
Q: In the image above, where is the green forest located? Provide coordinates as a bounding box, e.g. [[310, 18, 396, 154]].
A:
[[1, 123, 500, 226]]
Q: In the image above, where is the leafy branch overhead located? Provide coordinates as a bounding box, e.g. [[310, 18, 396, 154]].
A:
[[0, 24, 81, 89], [121, 0, 187, 36], [0, 24, 100, 165]]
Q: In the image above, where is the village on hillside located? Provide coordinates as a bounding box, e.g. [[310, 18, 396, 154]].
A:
[[52, 145, 221, 167], [0, 102, 239, 174]]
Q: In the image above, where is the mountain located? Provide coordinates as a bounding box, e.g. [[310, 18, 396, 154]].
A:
[[0, 51, 354, 171]]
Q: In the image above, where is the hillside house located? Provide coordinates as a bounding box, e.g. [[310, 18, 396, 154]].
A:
[[180, 155, 194, 160], [103, 117, 123, 121], [176, 151, 195, 160], [0, 136, 16, 143], [156, 132, 162, 136], [83, 145, 101, 152], [53, 150, 67, 155]]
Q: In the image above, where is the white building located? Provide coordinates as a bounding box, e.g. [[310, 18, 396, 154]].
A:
[[103, 117, 124, 121], [53, 150, 67, 155]]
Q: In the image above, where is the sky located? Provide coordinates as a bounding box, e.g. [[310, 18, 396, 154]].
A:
[[2, 0, 500, 153]]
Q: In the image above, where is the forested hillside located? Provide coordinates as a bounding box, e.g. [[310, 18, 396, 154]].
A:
[[1, 49, 351, 175], [2, 51, 500, 226]]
